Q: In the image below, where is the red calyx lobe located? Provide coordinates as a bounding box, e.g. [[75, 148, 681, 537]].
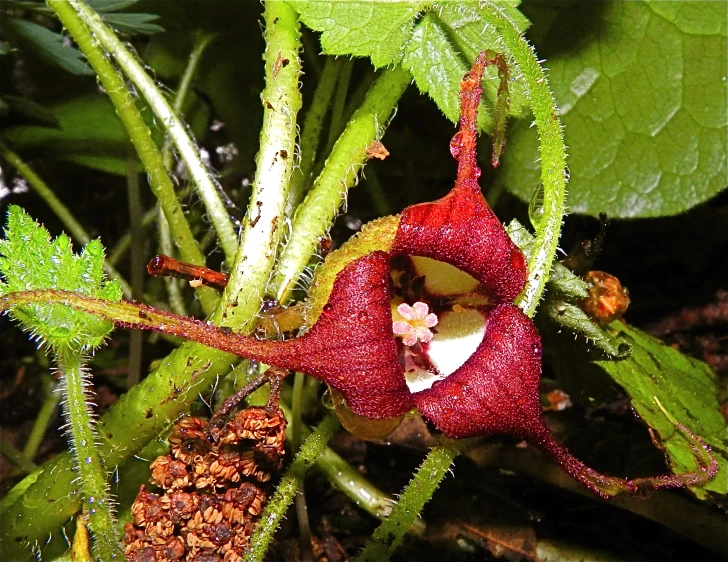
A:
[[392, 53, 526, 304], [275, 252, 412, 419]]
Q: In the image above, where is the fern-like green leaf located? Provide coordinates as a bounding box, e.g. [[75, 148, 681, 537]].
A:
[[0, 205, 121, 351]]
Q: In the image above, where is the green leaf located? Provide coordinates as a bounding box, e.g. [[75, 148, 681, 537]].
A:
[[496, 1, 727, 218], [0, 206, 121, 351], [292, 1, 531, 132], [595, 324, 728, 497], [3, 94, 137, 175], [95, 12, 164, 35], [0, 95, 60, 128], [87, 0, 164, 35], [2, 16, 92, 75], [289, 1, 427, 68]]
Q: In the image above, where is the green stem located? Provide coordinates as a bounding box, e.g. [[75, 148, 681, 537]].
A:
[[214, 1, 302, 329], [288, 57, 342, 211], [0, 6, 301, 550], [358, 445, 458, 562], [0, 438, 38, 474], [157, 210, 189, 316], [271, 67, 410, 303], [244, 413, 340, 562], [162, 31, 217, 170], [157, 32, 216, 317], [56, 347, 121, 560], [478, 4, 568, 318], [48, 0, 217, 315], [22, 375, 60, 461], [364, 166, 392, 216], [326, 58, 354, 149], [126, 147, 144, 387], [0, 139, 132, 299], [68, 0, 239, 266], [278, 402, 405, 526], [106, 206, 157, 267]]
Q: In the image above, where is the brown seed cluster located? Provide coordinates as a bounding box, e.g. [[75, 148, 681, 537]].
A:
[[124, 407, 286, 562]]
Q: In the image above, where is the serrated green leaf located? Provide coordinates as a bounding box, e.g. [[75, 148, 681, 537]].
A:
[[0, 206, 121, 351], [292, 1, 531, 132], [289, 1, 427, 68], [596, 324, 728, 497], [2, 17, 92, 75], [496, 1, 727, 218]]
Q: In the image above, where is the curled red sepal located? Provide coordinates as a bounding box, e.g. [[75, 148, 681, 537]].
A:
[[393, 52, 525, 303]]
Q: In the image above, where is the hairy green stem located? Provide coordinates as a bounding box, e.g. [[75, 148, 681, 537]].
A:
[[244, 413, 340, 562], [214, 1, 302, 329], [68, 0, 239, 265], [288, 57, 342, 211], [478, 3, 568, 318], [0, 139, 132, 299], [55, 347, 121, 560], [0, 438, 38, 474], [358, 445, 458, 562], [158, 32, 216, 317], [271, 67, 410, 303], [47, 0, 217, 314], [0, 5, 302, 557]]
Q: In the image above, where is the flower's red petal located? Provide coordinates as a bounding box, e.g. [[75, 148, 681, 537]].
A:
[[392, 185, 526, 303], [391, 53, 526, 303], [282, 251, 413, 419], [412, 303, 542, 438]]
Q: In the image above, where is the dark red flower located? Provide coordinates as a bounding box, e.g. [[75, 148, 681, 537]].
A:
[[4, 53, 715, 498]]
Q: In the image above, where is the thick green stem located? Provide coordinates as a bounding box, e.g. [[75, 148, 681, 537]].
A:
[[0, 139, 132, 299], [271, 67, 410, 303], [358, 445, 458, 562], [288, 57, 342, 211], [214, 1, 302, 329], [55, 348, 121, 560], [478, 3, 568, 318], [47, 0, 217, 314], [0, 4, 302, 558], [68, 0, 239, 265], [244, 413, 340, 562]]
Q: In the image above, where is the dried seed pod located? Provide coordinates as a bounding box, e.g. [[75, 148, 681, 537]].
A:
[[125, 408, 286, 561]]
